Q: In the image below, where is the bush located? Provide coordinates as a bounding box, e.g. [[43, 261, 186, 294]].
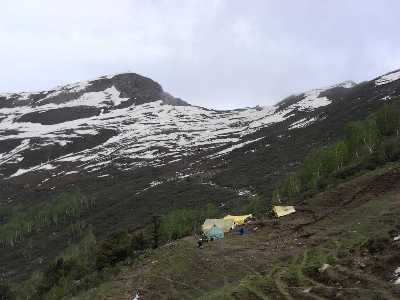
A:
[[0, 282, 15, 300], [373, 103, 400, 137], [95, 230, 131, 270], [377, 137, 400, 162], [243, 195, 269, 215], [159, 203, 219, 242], [160, 209, 200, 241], [131, 232, 146, 251]]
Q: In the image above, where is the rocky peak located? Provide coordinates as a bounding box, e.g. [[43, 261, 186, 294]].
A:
[[0, 72, 189, 109]]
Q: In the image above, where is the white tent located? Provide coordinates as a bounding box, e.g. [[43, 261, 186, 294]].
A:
[[202, 219, 235, 233]]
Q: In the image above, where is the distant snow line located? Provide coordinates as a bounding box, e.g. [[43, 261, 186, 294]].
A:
[[1, 80, 346, 178], [375, 70, 400, 86], [0, 74, 120, 101], [0, 85, 331, 142]]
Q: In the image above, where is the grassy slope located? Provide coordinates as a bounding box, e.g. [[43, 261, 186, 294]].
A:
[[72, 163, 400, 300]]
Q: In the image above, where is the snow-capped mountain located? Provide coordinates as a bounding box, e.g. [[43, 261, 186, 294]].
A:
[[0, 70, 399, 189]]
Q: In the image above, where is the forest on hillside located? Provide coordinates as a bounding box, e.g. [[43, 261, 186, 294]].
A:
[[274, 98, 400, 201]]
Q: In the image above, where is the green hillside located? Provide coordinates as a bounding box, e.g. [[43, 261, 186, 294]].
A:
[[66, 162, 400, 299]]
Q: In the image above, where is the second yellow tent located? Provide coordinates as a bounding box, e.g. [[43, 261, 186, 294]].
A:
[[223, 214, 252, 226]]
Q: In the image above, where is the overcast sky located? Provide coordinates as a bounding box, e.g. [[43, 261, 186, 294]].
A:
[[1, 0, 400, 109]]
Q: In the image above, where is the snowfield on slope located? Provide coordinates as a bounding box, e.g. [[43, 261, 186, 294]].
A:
[[375, 70, 400, 86], [0, 75, 355, 179]]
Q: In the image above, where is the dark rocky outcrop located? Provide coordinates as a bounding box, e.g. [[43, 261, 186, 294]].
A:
[[17, 106, 101, 125]]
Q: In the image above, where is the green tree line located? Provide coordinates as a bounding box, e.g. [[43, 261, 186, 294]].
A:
[[159, 203, 219, 242], [15, 228, 148, 300], [0, 191, 95, 247], [274, 99, 400, 201], [12, 203, 221, 299]]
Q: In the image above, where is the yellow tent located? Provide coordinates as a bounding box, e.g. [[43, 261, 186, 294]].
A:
[[273, 206, 296, 217], [223, 214, 253, 225], [202, 219, 235, 233]]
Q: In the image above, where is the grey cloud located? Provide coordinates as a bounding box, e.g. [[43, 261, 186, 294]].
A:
[[1, 0, 399, 109]]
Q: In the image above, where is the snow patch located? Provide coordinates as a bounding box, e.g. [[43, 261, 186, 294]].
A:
[[375, 70, 400, 86], [393, 267, 400, 284], [211, 137, 265, 157], [150, 180, 163, 187], [289, 117, 317, 130], [57, 140, 69, 146], [294, 90, 331, 111], [60, 86, 129, 107], [131, 292, 140, 300], [98, 174, 110, 178], [64, 171, 79, 175], [238, 189, 252, 196], [337, 81, 356, 88], [0, 139, 30, 166], [54, 79, 91, 94], [74, 129, 99, 135], [8, 163, 57, 178]]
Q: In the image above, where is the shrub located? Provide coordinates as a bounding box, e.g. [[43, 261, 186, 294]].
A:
[[95, 230, 131, 270], [159, 203, 220, 242], [0, 282, 15, 300], [377, 136, 400, 162], [131, 232, 147, 251], [160, 209, 200, 241], [373, 103, 400, 137], [244, 194, 269, 214]]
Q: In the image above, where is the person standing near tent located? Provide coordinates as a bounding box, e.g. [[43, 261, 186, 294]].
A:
[[197, 238, 203, 249]]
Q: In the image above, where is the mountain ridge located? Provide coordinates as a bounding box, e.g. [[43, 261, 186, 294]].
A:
[[0, 69, 399, 187], [0, 73, 189, 108]]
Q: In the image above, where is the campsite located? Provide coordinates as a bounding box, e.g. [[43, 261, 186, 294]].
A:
[[89, 166, 400, 299], [199, 209, 296, 243], [198, 214, 253, 243], [201, 214, 254, 241]]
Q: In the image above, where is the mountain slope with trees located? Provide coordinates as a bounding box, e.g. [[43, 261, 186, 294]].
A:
[[1, 69, 400, 298], [274, 98, 400, 201], [33, 160, 400, 300]]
